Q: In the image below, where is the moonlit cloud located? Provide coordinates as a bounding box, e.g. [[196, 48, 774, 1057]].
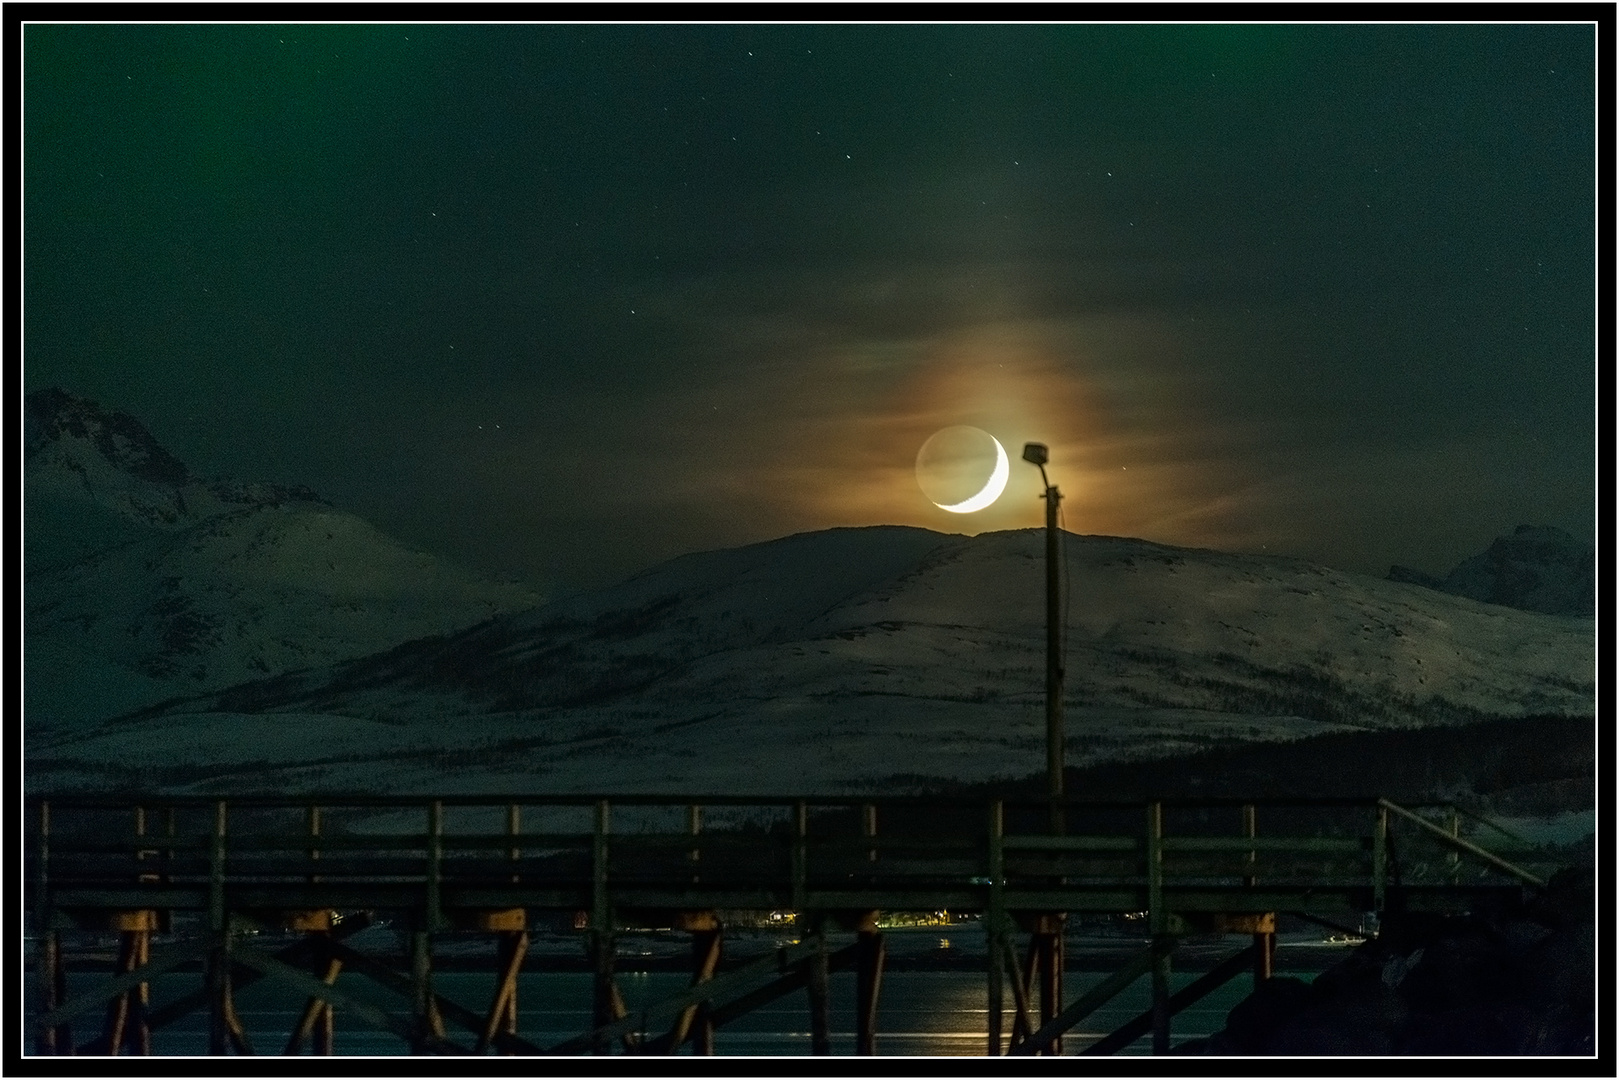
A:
[[26, 25, 1593, 591]]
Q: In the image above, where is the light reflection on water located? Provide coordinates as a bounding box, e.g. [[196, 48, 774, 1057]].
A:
[[57, 964, 1315, 1056]]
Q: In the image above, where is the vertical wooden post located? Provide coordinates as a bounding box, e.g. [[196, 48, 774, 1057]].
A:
[[208, 801, 228, 1056], [1372, 803, 1388, 913], [315, 988, 335, 1057], [133, 805, 148, 878], [856, 926, 885, 1055], [687, 804, 701, 884], [591, 800, 614, 1054], [1244, 804, 1274, 986], [507, 803, 522, 884], [1447, 806, 1461, 885], [1147, 801, 1170, 1055], [102, 931, 133, 1055], [1242, 804, 1257, 890], [409, 801, 445, 1053], [426, 800, 444, 933], [35, 801, 66, 1056], [807, 916, 831, 1055], [986, 800, 1004, 1056], [1043, 482, 1065, 836], [38, 929, 67, 1056], [503, 804, 523, 1054], [410, 928, 436, 1053], [1035, 918, 1064, 1054], [163, 806, 176, 888], [307, 805, 322, 885], [792, 801, 808, 913], [131, 926, 152, 1055], [127, 808, 153, 1055]]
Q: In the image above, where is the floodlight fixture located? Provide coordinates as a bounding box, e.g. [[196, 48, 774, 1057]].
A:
[[1021, 442, 1048, 466]]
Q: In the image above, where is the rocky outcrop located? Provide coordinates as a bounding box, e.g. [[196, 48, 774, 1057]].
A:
[[1181, 867, 1594, 1055]]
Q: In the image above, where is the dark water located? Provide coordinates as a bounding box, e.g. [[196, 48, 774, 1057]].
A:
[[46, 931, 1351, 1056]]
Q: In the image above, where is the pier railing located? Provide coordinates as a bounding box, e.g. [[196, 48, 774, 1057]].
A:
[[28, 793, 1553, 919], [26, 793, 1560, 1056]]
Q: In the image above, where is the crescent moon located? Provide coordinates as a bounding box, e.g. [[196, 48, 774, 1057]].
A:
[[935, 435, 1010, 513]]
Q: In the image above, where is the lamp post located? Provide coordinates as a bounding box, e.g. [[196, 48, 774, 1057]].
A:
[[1022, 442, 1067, 1050], [1021, 443, 1063, 834]]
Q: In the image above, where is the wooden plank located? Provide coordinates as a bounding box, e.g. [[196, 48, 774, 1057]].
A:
[[1161, 836, 1365, 853], [1002, 835, 1139, 852]]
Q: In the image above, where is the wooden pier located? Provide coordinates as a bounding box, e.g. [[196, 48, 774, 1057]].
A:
[[27, 793, 1553, 1056]]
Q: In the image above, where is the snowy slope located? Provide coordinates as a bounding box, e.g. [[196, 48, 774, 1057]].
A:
[[24, 388, 543, 730], [30, 526, 1594, 797]]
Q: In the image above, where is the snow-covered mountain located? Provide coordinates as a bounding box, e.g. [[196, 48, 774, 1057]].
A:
[[24, 388, 544, 730], [1388, 525, 1594, 616], [29, 524, 1593, 798]]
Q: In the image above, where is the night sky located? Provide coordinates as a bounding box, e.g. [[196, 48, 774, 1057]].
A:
[[24, 24, 1596, 593]]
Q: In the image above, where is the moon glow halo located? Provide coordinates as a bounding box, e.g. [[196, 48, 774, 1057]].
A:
[[915, 426, 1010, 513]]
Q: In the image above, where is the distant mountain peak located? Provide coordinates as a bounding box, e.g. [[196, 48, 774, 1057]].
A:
[[1389, 525, 1594, 616], [25, 388, 328, 550], [26, 386, 191, 486], [25, 390, 546, 729]]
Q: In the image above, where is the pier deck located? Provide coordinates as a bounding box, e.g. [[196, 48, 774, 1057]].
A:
[[27, 793, 1555, 1056]]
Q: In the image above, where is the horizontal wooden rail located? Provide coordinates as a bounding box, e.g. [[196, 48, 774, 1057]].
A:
[[30, 795, 1557, 926]]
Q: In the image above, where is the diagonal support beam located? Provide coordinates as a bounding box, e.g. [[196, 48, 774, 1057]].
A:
[[1080, 943, 1258, 1056], [473, 932, 529, 1055], [999, 938, 1037, 1050], [283, 955, 343, 1055], [1378, 798, 1546, 886], [1011, 942, 1158, 1056], [640, 940, 865, 1054], [71, 912, 375, 1053], [321, 939, 546, 1055], [690, 941, 861, 1044], [659, 930, 722, 1054], [549, 934, 838, 1055], [230, 943, 466, 1054], [34, 938, 211, 1033]]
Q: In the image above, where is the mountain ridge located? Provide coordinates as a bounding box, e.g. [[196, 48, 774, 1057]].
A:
[[24, 387, 544, 730], [1388, 524, 1593, 616], [32, 524, 1592, 798]]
